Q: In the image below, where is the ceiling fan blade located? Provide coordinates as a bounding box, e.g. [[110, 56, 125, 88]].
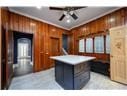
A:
[[59, 14, 65, 21], [70, 13, 78, 20], [49, 7, 64, 10], [73, 6, 86, 10]]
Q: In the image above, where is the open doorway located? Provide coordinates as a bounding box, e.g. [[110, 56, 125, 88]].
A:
[[13, 32, 33, 77]]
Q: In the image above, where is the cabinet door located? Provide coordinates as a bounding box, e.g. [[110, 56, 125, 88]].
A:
[[110, 26, 127, 84], [55, 61, 64, 85]]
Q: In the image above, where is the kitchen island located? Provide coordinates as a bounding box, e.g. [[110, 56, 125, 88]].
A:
[[50, 55, 95, 90]]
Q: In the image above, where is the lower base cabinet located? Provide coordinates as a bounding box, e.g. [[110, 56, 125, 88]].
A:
[[55, 61, 90, 90]]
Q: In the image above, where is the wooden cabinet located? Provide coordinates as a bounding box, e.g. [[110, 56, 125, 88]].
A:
[[110, 25, 127, 84]]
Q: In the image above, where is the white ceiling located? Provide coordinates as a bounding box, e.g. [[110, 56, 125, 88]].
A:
[[9, 7, 120, 30]]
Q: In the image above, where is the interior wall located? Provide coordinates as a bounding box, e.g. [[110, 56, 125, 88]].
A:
[[13, 32, 33, 64], [69, 8, 127, 61]]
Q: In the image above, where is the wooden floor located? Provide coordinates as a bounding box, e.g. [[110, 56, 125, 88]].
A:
[[9, 68, 127, 90]]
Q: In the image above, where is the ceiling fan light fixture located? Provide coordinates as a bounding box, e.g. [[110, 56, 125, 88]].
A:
[[67, 19, 71, 23]]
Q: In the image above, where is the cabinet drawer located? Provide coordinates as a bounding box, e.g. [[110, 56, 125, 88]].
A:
[[74, 63, 90, 74], [74, 71, 90, 89]]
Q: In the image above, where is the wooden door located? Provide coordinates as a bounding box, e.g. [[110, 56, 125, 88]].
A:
[[50, 37, 60, 67], [110, 26, 127, 84]]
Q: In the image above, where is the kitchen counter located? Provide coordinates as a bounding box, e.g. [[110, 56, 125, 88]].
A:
[[50, 55, 95, 65], [50, 55, 95, 90]]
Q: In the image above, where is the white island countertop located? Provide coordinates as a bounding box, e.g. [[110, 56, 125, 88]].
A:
[[50, 55, 96, 65]]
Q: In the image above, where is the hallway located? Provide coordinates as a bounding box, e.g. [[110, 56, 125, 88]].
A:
[[13, 61, 33, 77], [13, 32, 33, 77]]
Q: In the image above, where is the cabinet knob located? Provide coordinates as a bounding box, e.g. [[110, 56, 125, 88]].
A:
[[46, 53, 48, 54]]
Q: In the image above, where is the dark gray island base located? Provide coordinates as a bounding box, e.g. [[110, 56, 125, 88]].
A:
[[55, 60, 90, 90], [50, 55, 95, 90]]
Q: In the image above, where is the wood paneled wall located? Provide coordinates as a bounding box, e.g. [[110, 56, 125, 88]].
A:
[[69, 8, 127, 61], [8, 11, 68, 72], [1, 8, 14, 89]]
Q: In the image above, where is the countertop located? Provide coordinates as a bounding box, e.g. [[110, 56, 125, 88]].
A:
[[50, 55, 96, 65]]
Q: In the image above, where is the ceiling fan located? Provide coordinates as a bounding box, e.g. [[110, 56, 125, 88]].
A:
[[49, 7, 86, 21]]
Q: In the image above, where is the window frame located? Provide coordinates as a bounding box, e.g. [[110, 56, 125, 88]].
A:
[[94, 36, 105, 53], [85, 37, 93, 53]]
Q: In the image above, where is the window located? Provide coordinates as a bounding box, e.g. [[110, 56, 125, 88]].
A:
[[79, 39, 85, 52], [86, 38, 93, 53], [106, 35, 110, 54], [94, 36, 104, 53]]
